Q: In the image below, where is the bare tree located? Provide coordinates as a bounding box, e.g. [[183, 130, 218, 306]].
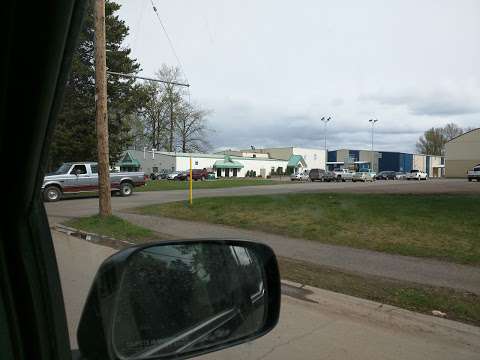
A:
[[176, 102, 212, 152], [416, 123, 470, 155], [155, 65, 186, 152], [441, 123, 464, 141], [416, 127, 445, 155]]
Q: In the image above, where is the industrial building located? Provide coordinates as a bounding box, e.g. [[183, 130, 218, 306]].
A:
[[445, 128, 480, 178], [327, 149, 445, 177], [118, 146, 445, 178], [118, 149, 292, 178], [117, 147, 327, 178]]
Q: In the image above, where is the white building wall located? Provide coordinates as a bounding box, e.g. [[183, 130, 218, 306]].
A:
[[175, 155, 217, 171], [413, 154, 426, 172], [235, 158, 288, 177], [174, 154, 287, 178], [428, 156, 444, 177], [293, 147, 326, 170]]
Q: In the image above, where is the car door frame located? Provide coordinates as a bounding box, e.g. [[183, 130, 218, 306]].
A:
[[1, 0, 87, 359]]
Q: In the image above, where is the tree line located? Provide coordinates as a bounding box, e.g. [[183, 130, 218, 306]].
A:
[[47, 0, 210, 171], [416, 123, 474, 156]]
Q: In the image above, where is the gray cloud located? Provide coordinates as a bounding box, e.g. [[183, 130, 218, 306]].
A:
[[208, 104, 423, 153], [360, 91, 480, 116]]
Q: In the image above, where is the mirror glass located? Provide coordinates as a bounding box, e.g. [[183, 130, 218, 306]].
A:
[[112, 243, 267, 359]]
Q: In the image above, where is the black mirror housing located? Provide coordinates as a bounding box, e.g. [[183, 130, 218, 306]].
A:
[[77, 240, 281, 360]]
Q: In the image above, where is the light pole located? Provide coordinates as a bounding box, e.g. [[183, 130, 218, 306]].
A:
[[321, 116, 331, 168], [369, 119, 378, 172]]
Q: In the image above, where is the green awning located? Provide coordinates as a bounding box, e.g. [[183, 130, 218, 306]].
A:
[[118, 151, 141, 167], [118, 160, 141, 167], [213, 156, 244, 169], [287, 155, 306, 167]]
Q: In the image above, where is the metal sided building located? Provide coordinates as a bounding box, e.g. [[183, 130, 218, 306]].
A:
[[327, 149, 444, 177], [445, 128, 480, 178]]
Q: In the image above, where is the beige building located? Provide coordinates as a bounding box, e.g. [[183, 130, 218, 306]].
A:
[[445, 128, 480, 178]]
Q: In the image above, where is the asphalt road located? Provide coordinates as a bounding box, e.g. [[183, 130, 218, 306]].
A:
[[53, 230, 480, 359]]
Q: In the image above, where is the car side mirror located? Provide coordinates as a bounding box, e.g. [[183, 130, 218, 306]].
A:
[[77, 240, 281, 360]]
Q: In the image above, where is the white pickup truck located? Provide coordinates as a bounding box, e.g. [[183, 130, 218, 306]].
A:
[[406, 169, 428, 180], [467, 164, 480, 182], [333, 169, 355, 182], [42, 162, 146, 202]]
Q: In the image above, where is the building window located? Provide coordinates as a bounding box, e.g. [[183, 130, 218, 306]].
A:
[[314, 154, 317, 160], [195, 161, 198, 165], [253, 154, 256, 158]]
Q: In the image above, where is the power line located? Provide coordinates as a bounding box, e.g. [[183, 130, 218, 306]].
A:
[[106, 70, 190, 87], [149, 0, 188, 82]]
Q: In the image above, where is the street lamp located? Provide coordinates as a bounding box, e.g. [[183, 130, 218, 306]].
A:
[[368, 119, 379, 172], [321, 116, 331, 167]]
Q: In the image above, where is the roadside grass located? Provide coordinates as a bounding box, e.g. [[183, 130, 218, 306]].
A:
[[133, 193, 480, 265], [137, 178, 278, 192], [62, 215, 480, 325], [64, 215, 158, 243], [279, 257, 480, 326]]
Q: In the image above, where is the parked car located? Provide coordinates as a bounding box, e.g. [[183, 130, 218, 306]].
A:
[[166, 171, 183, 180], [291, 170, 310, 181], [352, 169, 376, 182], [467, 164, 480, 182], [395, 172, 407, 180], [150, 170, 168, 180], [175, 171, 189, 181], [333, 168, 355, 182], [191, 168, 209, 180], [406, 169, 428, 180], [42, 162, 145, 202], [375, 171, 396, 180], [309, 169, 336, 182]]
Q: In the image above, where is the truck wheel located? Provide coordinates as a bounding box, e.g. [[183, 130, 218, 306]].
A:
[[120, 182, 133, 197], [44, 186, 62, 202]]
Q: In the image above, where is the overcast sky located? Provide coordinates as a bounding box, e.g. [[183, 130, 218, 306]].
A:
[[117, 0, 480, 153]]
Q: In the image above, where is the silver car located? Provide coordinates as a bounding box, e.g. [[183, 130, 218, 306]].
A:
[[352, 169, 376, 182]]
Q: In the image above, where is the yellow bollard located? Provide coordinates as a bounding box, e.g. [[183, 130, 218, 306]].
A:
[[189, 157, 193, 205]]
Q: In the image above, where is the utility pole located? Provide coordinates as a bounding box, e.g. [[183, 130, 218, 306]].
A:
[[95, 0, 112, 217], [369, 119, 378, 172], [169, 86, 174, 152], [321, 116, 331, 168]]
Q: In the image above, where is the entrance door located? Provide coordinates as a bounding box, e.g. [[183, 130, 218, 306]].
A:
[[225, 168, 230, 177], [233, 168, 238, 177], [217, 168, 221, 177]]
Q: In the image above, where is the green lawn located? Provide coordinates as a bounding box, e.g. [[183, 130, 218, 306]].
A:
[[63, 214, 480, 325], [65, 215, 157, 242], [279, 257, 480, 326], [134, 193, 480, 265], [137, 178, 278, 192]]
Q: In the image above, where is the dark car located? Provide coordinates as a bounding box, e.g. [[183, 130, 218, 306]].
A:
[[309, 169, 336, 182], [191, 168, 209, 180], [150, 170, 168, 180], [175, 171, 188, 181], [375, 171, 396, 180]]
